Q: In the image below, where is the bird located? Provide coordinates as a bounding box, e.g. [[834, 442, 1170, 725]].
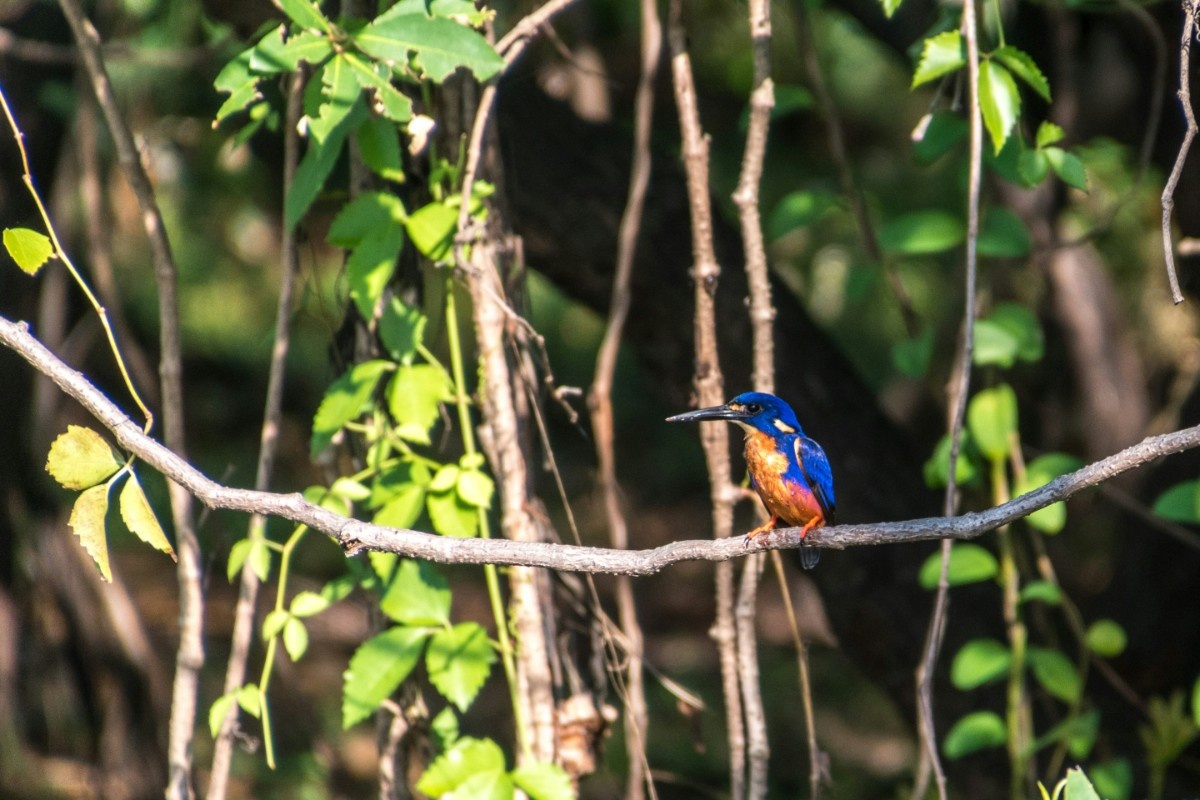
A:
[[667, 391, 835, 569]]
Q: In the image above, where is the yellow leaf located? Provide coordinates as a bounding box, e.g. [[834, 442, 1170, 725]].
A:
[[120, 473, 176, 561], [46, 425, 123, 490], [70, 484, 112, 582]]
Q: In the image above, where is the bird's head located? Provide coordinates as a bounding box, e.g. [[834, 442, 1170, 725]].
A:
[[666, 391, 804, 437]]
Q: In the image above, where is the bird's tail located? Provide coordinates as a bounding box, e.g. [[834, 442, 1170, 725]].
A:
[[796, 547, 820, 570]]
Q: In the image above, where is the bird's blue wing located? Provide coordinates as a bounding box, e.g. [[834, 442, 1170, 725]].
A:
[[796, 436, 836, 523]]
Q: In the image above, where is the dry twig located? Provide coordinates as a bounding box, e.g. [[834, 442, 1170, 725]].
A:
[[1160, 0, 1198, 305]]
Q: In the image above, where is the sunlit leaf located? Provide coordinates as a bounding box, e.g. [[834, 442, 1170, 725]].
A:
[[342, 51, 414, 122], [951, 639, 1011, 690], [119, 472, 175, 560], [249, 27, 331, 74], [347, 227, 405, 320], [943, 711, 1006, 758], [1036, 121, 1065, 149], [1044, 146, 1088, 190], [427, 622, 496, 711], [388, 363, 452, 443], [456, 467, 494, 508], [381, 559, 451, 626], [1028, 646, 1082, 703], [879, 0, 903, 18], [426, 488, 479, 537], [209, 692, 237, 739], [978, 60, 1021, 154], [992, 45, 1051, 101], [285, 99, 368, 228], [973, 319, 1020, 368], [4, 227, 53, 275], [405, 201, 459, 262], [416, 737, 507, 797], [228, 537, 272, 582], [283, 616, 309, 661], [278, 0, 330, 32], [879, 210, 964, 255], [290, 590, 331, 618], [46, 425, 123, 490], [356, 115, 406, 182], [912, 31, 966, 87], [373, 483, 427, 529], [918, 543, 998, 589], [311, 360, 392, 455], [989, 302, 1044, 363], [1016, 453, 1081, 534], [1019, 149, 1050, 185], [328, 191, 407, 248], [1063, 767, 1102, 800], [309, 55, 361, 144], [967, 384, 1018, 462], [923, 431, 979, 489], [512, 762, 576, 800], [1085, 619, 1127, 657], [1020, 580, 1062, 605], [342, 626, 429, 728], [355, 14, 504, 83], [379, 298, 427, 364], [70, 483, 113, 582], [236, 684, 261, 718]]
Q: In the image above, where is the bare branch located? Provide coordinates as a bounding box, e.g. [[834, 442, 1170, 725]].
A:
[[3, 314, 1199, 575], [1161, 1, 1197, 305]]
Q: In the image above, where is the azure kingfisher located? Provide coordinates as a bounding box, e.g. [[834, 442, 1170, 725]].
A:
[[667, 391, 835, 569]]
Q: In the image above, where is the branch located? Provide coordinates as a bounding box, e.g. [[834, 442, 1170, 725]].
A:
[[3, 313, 1200, 575], [1160, 1, 1197, 305]]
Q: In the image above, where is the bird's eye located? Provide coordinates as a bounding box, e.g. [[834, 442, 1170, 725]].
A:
[[746, 403, 761, 414]]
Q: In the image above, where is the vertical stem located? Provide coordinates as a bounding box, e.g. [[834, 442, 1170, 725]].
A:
[[1160, 6, 1196, 305], [586, 0, 662, 793], [991, 459, 1029, 800], [913, 1, 984, 797], [56, 2, 203, 796], [667, 2, 742, 795], [207, 71, 305, 800]]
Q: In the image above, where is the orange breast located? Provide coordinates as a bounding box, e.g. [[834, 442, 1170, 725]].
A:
[[743, 431, 825, 528]]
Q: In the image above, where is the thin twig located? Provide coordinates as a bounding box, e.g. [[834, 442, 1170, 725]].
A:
[[735, 555, 768, 800], [1161, 0, 1197, 305], [585, 0, 661, 793], [206, 71, 304, 800], [666, 2, 744, 796], [55, 1, 202, 796], [913, 1, 985, 797], [5, 312, 1200, 572]]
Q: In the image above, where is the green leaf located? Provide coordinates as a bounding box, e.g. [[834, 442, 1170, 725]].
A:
[[992, 46, 1051, 102], [978, 60, 1021, 154], [387, 364, 452, 443], [1044, 147, 1088, 190], [283, 616, 309, 661], [342, 52, 414, 122], [913, 111, 968, 164], [373, 483, 427, 529], [426, 488, 479, 537], [431, 705, 460, 749], [766, 190, 839, 240], [355, 14, 504, 83], [1035, 709, 1099, 759], [285, 99, 367, 228], [892, 327, 935, 378], [879, 210, 964, 255], [262, 609, 291, 640], [209, 692, 237, 739], [1153, 480, 1200, 523], [70, 483, 113, 582], [416, 737, 508, 797], [943, 711, 1006, 758], [1085, 619, 1127, 657], [309, 55, 361, 144], [249, 27, 331, 74], [214, 45, 254, 94], [951, 639, 1011, 690], [512, 762, 576, 800], [46, 425, 124, 490], [1016, 451, 1079, 534], [379, 298, 427, 364], [989, 302, 1044, 362], [1036, 121, 1065, 148], [978, 207, 1031, 258], [119, 472, 175, 560], [1019, 580, 1062, 605], [429, 464, 460, 493], [1088, 759, 1132, 800], [228, 537, 272, 582], [347, 227, 405, 320], [290, 590, 331, 618], [328, 191, 407, 248], [4, 227, 53, 274], [330, 476, 371, 503], [381, 559, 451, 626], [912, 31, 966, 87], [382, 0, 494, 25], [405, 201, 459, 262], [923, 431, 979, 489], [342, 626, 430, 728], [1028, 646, 1082, 703], [967, 384, 1018, 462], [1019, 149, 1050, 185], [215, 80, 263, 126], [1193, 675, 1200, 728], [236, 684, 261, 718], [311, 359, 392, 455], [278, 0, 330, 32], [973, 319, 1020, 368], [1063, 767, 1102, 800], [879, 0, 903, 18], [456, 467, 494, 508], [369, 460, 431, 507], [918, 543, 998, 589], [427, 622, 496, 710], [356, 115, 406, 182]]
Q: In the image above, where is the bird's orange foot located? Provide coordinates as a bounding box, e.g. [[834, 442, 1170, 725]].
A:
[[745, 516, 779, 542], [798, 517, 823, 539]]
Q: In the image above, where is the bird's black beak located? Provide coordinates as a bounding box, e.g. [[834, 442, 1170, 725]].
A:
[[666, 403, 748, 424]]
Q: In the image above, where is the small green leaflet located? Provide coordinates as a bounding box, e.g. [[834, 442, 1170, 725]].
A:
[[918, 542, 998, 588], [4, 228, 54, 275], [356, 116, 406, 182], [327, 191, 408, 248], [1044, 147, 1088, 190], [943, 711, 1006, 758], [879, 210, 964, 255], [967, 384, 1018, 462], [379, 297, 427, 364], [248, 27, 332, 75], [512, 762, 576, 800], [311, 359, 393, 455], [342, 625, 430, 728], [387, 363, 452, 443], [355, 14, 504, 83], [71, 483, 113, 582], [346, 227, 405, 320], [285, 99, 369, 228], [978, 60, 1021, 154], [46, 425, 124, 490], [912, 31, 966, 88], [951, 638, 1011, 690], [427, 622, 495, 710], [1028, 646, 1082, 703], [416, 737, 507, 797], [405, 201, 460, 262], [342, 52, 414, 123], [278, 0, 331, 33], [309, 55, 362, 144], [992, 46, 1051, 102], [879, 0, 903, 19], [380, 559, 452, 626]]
